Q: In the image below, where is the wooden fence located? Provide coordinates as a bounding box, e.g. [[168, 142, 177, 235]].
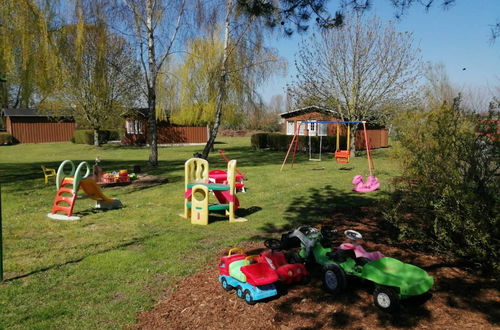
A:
[[6, 117, 75, 143]]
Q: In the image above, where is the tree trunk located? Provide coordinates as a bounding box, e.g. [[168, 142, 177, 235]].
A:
[[201, 0, 232, 159], [146, 0, 158, 166], [350, 126, 357, 157], [94, 129, 100, 147]]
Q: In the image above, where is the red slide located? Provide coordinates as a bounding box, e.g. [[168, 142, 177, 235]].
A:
[[214, 190, 239, 210]]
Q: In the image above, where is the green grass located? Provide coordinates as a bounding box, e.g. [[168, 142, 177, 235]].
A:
[[0, 137, 399, 328]]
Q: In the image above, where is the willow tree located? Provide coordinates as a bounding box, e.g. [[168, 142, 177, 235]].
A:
[[170, 32, 283, 132], [289, 14, 421, 154], [0, 0, 61, 108], [54, 1, 141, 146]]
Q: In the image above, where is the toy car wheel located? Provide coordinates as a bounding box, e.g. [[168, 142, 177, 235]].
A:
[[322, 264, 346, 294], [373, 286, 400, 313], [220, 277, 232, 291], [243, 290, 256, 305], [236, 286, 244, 298]]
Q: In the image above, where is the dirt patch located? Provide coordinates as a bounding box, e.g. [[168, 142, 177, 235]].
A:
[[100, 174, 168, 189], [134, 208, 500, 329]]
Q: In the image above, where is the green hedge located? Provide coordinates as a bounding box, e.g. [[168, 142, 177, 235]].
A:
[[250, 133, 269, 149], [0, 133, 13, 145], [73, 129, 121, 145], [251, 133, 346, 153]]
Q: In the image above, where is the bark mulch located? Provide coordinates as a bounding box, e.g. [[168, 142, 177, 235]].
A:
[[134, 208, 499, 330]]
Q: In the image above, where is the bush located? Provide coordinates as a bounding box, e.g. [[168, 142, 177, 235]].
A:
[[250, 133, 269, 149], [386, 102, 499, 274], [0, 133, 13, 145], [73, 129, 119, 145]]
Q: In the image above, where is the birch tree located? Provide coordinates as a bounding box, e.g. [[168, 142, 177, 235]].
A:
[[116, 0, 186, 166], [289, 14, 421, 153]]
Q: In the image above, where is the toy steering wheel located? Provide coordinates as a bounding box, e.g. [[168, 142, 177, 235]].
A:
[[264, 238, 282, 251], [344, 230, 363, 240]]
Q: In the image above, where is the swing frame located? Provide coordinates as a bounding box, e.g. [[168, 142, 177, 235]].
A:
[[280, 120, 364, 171]]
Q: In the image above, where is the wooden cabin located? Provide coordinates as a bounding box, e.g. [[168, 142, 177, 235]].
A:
[[122, 108, 208, 145], [2, 108, 75, 143]]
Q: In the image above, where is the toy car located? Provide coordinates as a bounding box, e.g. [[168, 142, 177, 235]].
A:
[[258, 239, 309, 285], [281, 226, 434, 312], [218, 248, 279, 305]]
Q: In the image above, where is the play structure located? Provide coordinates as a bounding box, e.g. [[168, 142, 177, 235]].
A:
[[218, 248, 279, 305], [278, 226, 434, 312], [280, 120, 380, 193], [47, 160, 122, 221], [181, 158, 246, 225], [280, 120, 365, 171]]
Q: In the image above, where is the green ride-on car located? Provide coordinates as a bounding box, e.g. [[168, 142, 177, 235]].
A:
[[280, 226, 434, 312]]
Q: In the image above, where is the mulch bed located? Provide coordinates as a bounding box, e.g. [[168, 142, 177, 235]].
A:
[[134, 207, 499, 329]]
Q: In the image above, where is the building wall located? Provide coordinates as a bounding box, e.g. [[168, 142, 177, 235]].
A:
[[122, 118, 208, 145], [8, 117, 75, 143], [283, 113, 389, 149]]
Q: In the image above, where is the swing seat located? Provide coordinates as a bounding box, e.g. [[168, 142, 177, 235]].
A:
[[335, 150, 350, 163], [352, 175, 380, 193]]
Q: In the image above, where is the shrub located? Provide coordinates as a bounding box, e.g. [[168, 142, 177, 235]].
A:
[[250, 133, 269, 149], [386, 102, 499, 274], [0, 133, 13, 145], [73, 130, 118, 145]]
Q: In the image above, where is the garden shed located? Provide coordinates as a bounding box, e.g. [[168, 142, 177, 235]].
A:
[[280, 106, 389, 149], [2, 108, 75, 143], [122, 108, 208, 145]]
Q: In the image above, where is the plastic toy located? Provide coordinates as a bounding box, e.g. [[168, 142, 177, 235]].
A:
[[47, 160, 122, 221], [352, 121, 380, 193], [352, 175, 380, 193], [41, 165, 56, 184], [281, 226, 434, 312], [218, 248, 279, 304], [259, 239, 309, 285], [208, 169, 245, 192], [181, 157, 246, 225]]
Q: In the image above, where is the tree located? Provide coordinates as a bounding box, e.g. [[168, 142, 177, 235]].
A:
[[289, 14, 421, 153], [54, 1, 141, 146], [115, 0, 187, 166], [170, 31, 284, 131], [0, 0, 61, 108]]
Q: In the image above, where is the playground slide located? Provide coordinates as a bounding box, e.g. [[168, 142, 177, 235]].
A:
[[79, 178, 116, 204], [214, 190, 240, 210]]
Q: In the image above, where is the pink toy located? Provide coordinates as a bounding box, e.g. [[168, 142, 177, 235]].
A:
[[339, 243, 384, 261], [352, 175, 380, 193]]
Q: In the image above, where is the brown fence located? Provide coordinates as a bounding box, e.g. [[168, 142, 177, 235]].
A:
[[7, 117, 76, 143], [355, 129, 389, 149]]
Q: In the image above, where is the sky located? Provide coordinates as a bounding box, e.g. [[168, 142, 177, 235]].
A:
[[258, 0, 500, 104]]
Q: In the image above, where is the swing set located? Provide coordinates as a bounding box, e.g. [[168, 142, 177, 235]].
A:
[[280, 120, 380, 192]]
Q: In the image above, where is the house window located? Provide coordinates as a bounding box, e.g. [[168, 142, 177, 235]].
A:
[[286, 121, 295, 135], [297, 121, 306, 135], [126, 120, 144, 134], [318, 123, 327, 136]]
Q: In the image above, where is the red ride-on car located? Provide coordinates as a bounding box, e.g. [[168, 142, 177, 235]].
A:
[[259, 239, 309, 285]]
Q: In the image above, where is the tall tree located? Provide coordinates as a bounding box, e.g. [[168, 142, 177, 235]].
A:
[[115, 0, 186, 166], [0, 0, 61, 108], [53, 1, 141, 146], [289, 14, 421, 153]]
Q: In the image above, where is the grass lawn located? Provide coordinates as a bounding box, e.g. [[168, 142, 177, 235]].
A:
[[0, 137, 398, 329]]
